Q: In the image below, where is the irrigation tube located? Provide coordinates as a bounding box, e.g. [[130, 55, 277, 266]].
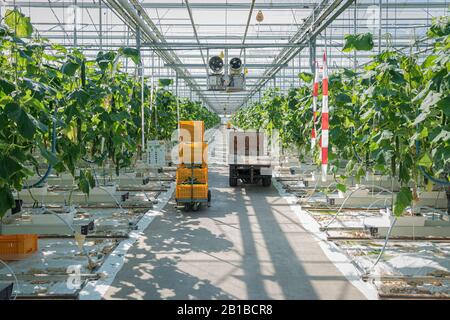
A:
[[364, 197, 391, 214], [89, 168, 126, 213], [419, 166, 450, 186], [324, 184, 394, 230], [96, 186, 124, 212], [24, 103, 57, 189], [367, 215, 397, 273], [0, 258, 20, 300], [116, 170, 154, 202], [43, 208, 95, 267]]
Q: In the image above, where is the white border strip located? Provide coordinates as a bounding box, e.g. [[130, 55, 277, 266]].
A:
[[79, 182, 175, 300], [273, 178, 379, 300]]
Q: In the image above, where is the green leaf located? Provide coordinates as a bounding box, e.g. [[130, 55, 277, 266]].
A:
[[422, 55, 437, 69], [38, 144, 58, 166], [343, 68, 357, 78], [68, 88, 90, 105], [119, 47, 141, 65], [413, 111, 430, 126], [298, 72, 313, 83], [0, 25, 9, 37], [335, 93, 352, 104], [158, 78, 173, 87], [77, 170, 96, 196], [418, 153, 433, 169], [0, 79, 15, 95], [86, 170, 95, 189], [420, 91, 441, 111], [0, 185, 15, 218], [419, 127, 429, 139], [61, 60, 80, 76], [28, 114, 48, 133], [96, 51, 116, 70], [343, 117, 354, 128], [77, 170, 90, 196], [427, 16, 450, 38], [438, 95, 450, 117], [343, 33, 374, 52], [4, 102, 36, 139], [431, 130, 450, 144], [336, 183, 347, 193], [22, 78, 55, 99], [4, 9, 33, 38], [369, 141, 379, 151], [393, 187, 413, 217], [110, 111, 129, 122], [65, 122, 78, 143], [0, 154, 23, 183]]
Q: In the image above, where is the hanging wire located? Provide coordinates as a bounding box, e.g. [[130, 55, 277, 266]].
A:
[[0, 258, 20, 300]]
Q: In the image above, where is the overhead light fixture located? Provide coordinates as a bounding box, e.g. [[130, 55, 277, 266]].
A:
[[256, 10, 264, 23]]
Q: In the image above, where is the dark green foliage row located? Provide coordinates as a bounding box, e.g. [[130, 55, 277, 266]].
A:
[[233, 18, 449, 216], [0, 9, 219, 216]]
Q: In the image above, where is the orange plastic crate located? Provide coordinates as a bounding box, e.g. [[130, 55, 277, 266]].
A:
[[176, 167, 208, 184], [176, 184, 208, 199], [179, 121, 204, 142], [178, 142, 208, 164], [0, 234, 38, 261]]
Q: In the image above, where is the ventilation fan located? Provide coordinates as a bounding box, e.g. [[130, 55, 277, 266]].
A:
[[208, 56, 224, 74]]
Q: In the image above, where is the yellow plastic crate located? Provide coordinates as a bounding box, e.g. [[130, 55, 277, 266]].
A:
[[0, 234, 38, 261], [176, 167, 208, 184], [179, 121, 204, 142], [179, 142, 208, 164], [176, 184, 208, 199]]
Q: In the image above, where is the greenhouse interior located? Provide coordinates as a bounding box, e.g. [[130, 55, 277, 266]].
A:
[[0, 0, 449, 302]]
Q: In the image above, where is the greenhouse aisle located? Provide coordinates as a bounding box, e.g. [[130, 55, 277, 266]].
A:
[[104, 130, 365, 300]]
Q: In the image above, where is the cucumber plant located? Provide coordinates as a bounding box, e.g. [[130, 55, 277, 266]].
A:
[[0, 9, 220, 217], [232, 17, 449, 216]]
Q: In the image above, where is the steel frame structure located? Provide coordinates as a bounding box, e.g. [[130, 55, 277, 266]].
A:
[[3, 0, 448, 114]]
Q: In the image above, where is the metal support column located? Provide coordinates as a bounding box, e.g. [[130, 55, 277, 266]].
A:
[[151, 51, 155, 128], [73, 0, 78, 46], [136, 9, 145, 154], [353, 2, 357, 70], [309, 38, 316, 74], [99, 0, 103, 50], [176, 72, 180, 128], [378, 0, 382, 52]]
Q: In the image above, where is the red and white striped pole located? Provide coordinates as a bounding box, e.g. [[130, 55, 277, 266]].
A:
[[311, 61, 319, 153], [321, 52, 329, 182]]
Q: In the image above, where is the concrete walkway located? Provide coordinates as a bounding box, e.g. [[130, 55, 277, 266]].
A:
[[104, 163, 365, 299]]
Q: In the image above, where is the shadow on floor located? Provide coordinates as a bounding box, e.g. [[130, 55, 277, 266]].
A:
[[105, 166, 365, 300], [105, 202, 236, 299]]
